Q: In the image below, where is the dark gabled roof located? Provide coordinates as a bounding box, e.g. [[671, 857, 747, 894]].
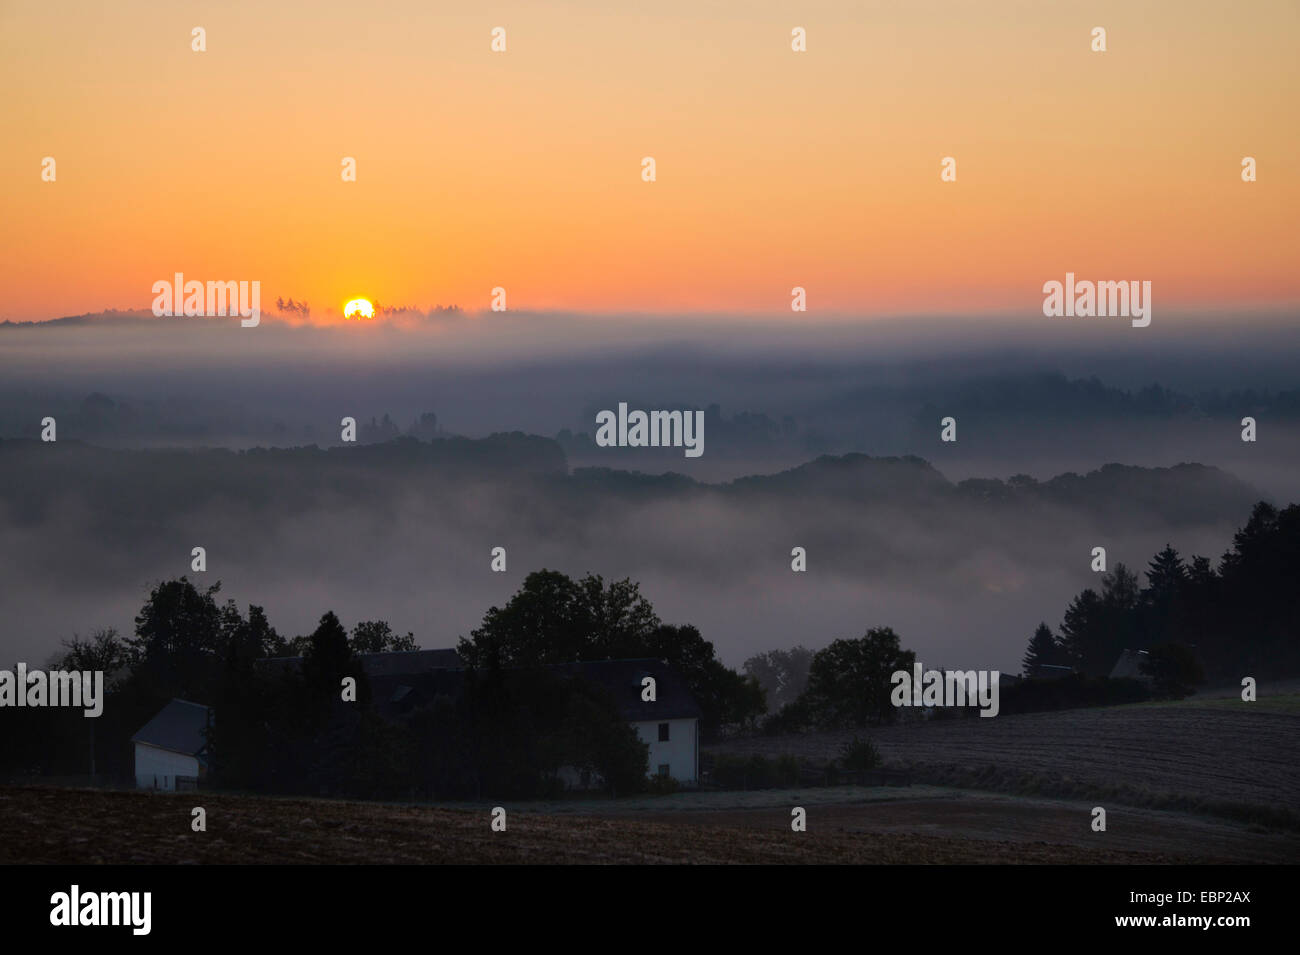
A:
[[131, 699, 210, 756], [552, 659, 701, 722], [1109, 648, 1152, 681], [249, 654, 699, 723], [357, 659, 701, 723], [257, 648, 462, 677]]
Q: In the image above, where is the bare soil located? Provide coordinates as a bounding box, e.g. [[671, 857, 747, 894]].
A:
[[3, 783, 1294, 864], [6, 695, 1295, 865]]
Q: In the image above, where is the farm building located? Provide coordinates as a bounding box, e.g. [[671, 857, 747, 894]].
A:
[[132, 699, 210, 791], [1109, 648, 1153, 683], [361, 655, 703, 785], [255, 649, 702, 787], [551, 659, 702, 785]]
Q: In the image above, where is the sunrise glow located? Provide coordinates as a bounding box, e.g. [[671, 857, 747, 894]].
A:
[[343, 299, 374, 320]]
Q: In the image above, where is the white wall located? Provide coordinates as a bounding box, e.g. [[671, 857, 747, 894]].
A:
[[635, 717, 697, 784], [134, 743, 199, 791]]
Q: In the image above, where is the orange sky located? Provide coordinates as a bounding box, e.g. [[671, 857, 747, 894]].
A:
[[2, 0, 1297, 322]]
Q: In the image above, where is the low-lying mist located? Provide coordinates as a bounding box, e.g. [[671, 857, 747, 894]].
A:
[[0, 437, 1266, 675], [2, 310, 1295, 675]]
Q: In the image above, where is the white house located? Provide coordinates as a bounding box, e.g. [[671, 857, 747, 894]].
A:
[[132, 699, 210, 791], [251, 650, 702, 789], [633, 716, 699, 783], [553, 659, 701, 786]]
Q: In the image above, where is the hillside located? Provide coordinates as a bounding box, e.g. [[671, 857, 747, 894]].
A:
[[710, 689, 1300, 833]]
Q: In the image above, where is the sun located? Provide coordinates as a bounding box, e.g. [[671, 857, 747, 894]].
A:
[[343, 298, 374, 320]]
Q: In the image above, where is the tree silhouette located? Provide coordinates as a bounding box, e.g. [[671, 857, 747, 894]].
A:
[[458, 570, 660, 667], [800, 627, 915, 728], [350, 620, 419, 653], [1047, 501, 1300, 682], [301, 611, 367, 714], [743, 645, 813, 711], [1057, 588, 1104, 675], [129, 576, 224, 699], [1021, 622, 1068, 676], [57, 628, 130, 691], [1140, 642, 1205, 699], [457, 569, 761, 733], [1145, 544, 1187, 596]]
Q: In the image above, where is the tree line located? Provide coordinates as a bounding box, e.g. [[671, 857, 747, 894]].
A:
[[1, 571, 760, 797], [743, 500, 1300, 727], [3, 499, 1294, 795], [1023, 501, 1300, 691]]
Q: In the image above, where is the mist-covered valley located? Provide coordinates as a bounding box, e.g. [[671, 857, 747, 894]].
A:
[[1, 311, 1295, 673]]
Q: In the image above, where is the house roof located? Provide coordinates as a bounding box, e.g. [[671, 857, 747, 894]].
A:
[[551, 659, 702, 722], [131, 699, 210, 756], [358, 659, 701, 723], [1109, 648, 1151, 681], [252, 652, 700, 723]]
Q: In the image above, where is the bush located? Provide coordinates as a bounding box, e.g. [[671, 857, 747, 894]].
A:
[[1141, 643, 1205, 699], [761, 699, 810, 736], [838, 735, 880, 771]]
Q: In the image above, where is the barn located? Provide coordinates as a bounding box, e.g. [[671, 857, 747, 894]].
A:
[[1109, 648, 1153, 683], [132, 699, 211, 791]]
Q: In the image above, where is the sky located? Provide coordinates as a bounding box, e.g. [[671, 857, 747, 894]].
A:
[[2, 0, 1298, 322]]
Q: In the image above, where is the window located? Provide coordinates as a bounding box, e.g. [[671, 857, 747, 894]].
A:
[[658, 722, 670, 741], [658, 764, 671, 778]]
